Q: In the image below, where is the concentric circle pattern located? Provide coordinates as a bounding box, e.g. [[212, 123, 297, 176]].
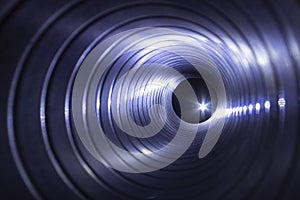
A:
[[1, 0, 300, 199]]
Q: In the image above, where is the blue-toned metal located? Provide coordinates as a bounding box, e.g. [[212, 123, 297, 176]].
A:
[[0, 0, 299, 199]]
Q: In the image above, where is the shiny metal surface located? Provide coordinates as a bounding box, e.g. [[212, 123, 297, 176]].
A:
[[0, 0, 299, 199]]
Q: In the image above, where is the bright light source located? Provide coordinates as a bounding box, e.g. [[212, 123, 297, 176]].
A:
[[238, 107, 243, 114], [243, 105, 248, 113], [233, 107, 238, 116], [278, 98, 286, 108], [248, 104, 253, 111], [198, 102, 208, 111], [264, 101, 271, 109], [255, 103, 261, 111]]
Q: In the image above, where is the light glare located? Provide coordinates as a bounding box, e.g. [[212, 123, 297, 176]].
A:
[[199, 102, 208, 111], [278, 98, 286, 108], [264, 101, 271, 109]]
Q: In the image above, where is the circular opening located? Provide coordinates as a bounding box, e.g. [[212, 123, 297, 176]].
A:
[[172, 78, 213, 123]]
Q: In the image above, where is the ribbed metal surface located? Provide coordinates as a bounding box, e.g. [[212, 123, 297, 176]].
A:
[[1, 0, 300, 199]]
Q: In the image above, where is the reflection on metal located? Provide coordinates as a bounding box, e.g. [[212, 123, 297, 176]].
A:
[[1, 0, 299, 199]]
